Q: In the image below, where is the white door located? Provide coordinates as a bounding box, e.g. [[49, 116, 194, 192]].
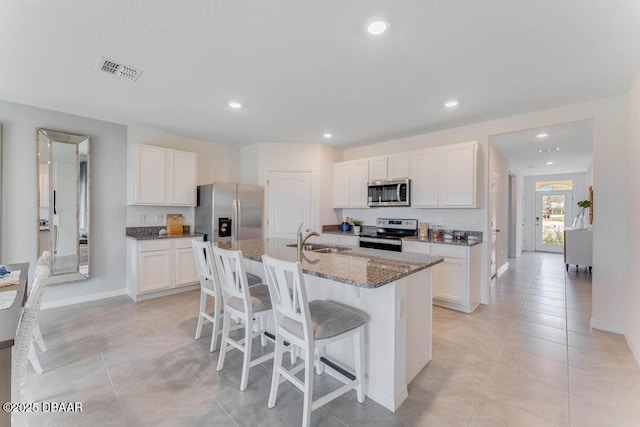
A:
[[535, 190, 572, 253], [267, 171, 312, 239]]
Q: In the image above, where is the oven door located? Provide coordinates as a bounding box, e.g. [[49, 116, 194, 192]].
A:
[[359, 237, 403, 252]]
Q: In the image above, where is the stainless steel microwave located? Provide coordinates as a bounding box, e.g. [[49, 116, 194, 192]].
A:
[[367, 179, 411, 207]]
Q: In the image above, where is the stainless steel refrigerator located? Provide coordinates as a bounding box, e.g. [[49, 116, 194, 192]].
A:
[[194, 183, 264, 243]]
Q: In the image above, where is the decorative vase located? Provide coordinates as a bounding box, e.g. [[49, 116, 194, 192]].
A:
[[353, 225, 361, 234], [572, 208, 585, 229]]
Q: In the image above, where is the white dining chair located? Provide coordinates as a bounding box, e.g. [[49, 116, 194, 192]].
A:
[[212, 245, 274, 391], [12, 264, 50, 396], [32, 251, 52, 356], [262, 255, 366, 427], [192, 240, 224, 352]]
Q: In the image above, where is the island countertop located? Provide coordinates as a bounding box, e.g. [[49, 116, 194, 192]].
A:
[[217, 238, 443, 289]]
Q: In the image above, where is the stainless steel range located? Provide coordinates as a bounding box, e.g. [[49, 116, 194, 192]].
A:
[[358, 218, 418, 252]]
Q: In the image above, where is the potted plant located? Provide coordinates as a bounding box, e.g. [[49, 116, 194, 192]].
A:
[[573, 200, 592, 229], [352, 219, 362, 234]]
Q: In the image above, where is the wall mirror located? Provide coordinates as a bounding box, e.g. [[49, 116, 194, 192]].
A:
[[36, 128, 90, 284]]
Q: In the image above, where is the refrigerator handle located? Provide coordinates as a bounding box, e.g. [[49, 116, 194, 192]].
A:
[[234, 199, 240, 239]]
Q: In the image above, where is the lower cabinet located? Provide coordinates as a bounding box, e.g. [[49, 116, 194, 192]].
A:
[[405, 241, 482, 313], [127, 236, 203, 301], [319, 233, 360, 246]]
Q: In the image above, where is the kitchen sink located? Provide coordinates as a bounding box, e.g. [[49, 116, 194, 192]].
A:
[[286, 243, 352, 253]]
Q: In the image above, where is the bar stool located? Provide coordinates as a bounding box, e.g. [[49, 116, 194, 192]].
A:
[[212, 246, 274, 391], [262, 255, 366, 427], [192, 240, 223, 352]]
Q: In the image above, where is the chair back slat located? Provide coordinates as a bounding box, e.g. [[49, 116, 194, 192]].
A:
[[212, 246, 252, 314], [191, 240, 219, 295], [262, 255, 312, 341]]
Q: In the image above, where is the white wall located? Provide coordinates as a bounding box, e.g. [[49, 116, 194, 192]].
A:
[[0, 99, 127, 305], [239, 143, 342, 232], [488, 145, 516, 270], [625, 69, 640, 364], [126, 125, 241, 227], [343, 95, 629, 331], [522, 172, 588, 252]]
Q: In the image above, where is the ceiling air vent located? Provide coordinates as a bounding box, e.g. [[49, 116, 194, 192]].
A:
[[96, 57, 143, 81]]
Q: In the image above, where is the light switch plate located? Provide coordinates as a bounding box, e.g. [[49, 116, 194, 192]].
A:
[[138, 214, 146, 223]]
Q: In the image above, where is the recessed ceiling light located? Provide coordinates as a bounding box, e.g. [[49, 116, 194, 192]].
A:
[[365, 17, 390, 36], [323, 133, 333, 139], [556, 147, 560, 151], [537, 132, 549, 138], [546, 161, 554, 165], [228, 101, 242, 109], [444, 100, 459, 108]]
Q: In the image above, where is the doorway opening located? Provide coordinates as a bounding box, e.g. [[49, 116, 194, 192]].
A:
[[534, 181, 573, 253]]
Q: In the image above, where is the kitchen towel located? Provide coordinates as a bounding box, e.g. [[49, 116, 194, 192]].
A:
[[0, 290, 17, 309]]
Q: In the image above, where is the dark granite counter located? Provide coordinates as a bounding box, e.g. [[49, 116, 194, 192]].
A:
[[402, 235, 482, 247], [126, 226, 205, 241], [217, 238, 443, 289]]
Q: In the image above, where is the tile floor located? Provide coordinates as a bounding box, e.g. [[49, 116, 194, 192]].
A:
[[21, 252, 640, 426]]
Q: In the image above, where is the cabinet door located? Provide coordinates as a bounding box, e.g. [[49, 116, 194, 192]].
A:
[[442, 142, 477, 207], [433, 258, 467, 304], [349, 160, 369, 208], [134, 145, 166, 204], [138, 250, 172, 292], [410, 149, 440, 207], [338, 235, 359, 246], [402, 241, 430, 254], [368, 156, 388, 181], [333, 162, 351, 208], [175, 247, 199, 286], [387, 153, 410, 179], [168, 150, 197, 206]]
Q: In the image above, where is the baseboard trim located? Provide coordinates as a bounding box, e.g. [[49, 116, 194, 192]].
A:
[[41, 289, 127, 310], [590, 318, 624, 334], [497, 262, 509, 277]]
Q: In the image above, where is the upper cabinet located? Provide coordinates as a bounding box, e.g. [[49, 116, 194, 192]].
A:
[[333, 141, 478, 209], [128, 144, 197, 206], [410, 149, 440, 207], [368, 154, 410, 181], [411, 141, 477, 208], [333, 159, 369, 208], [441, 142, 477, 207]]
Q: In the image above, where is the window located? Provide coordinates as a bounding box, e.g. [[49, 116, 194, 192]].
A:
[[536, 180, 573, 191]]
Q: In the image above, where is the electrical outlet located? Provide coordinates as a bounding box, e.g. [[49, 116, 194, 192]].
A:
[[156, 214, 164, 223], [138, 214, 146, 223]]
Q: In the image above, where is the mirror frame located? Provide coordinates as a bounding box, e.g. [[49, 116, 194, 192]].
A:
[[36, 128, 91, 284]]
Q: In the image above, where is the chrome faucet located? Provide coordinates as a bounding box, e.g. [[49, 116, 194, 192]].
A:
[[296, 222, 320, 250]]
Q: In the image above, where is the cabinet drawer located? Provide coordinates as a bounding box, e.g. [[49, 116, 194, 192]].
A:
[[403, 241, 430, 254], [431, 244, 468, 259], [138, 240, 172, 252], [174, 236, 203, 249]]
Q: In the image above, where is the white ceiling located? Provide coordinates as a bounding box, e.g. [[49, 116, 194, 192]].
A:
[[1, 1, 639, 147], [490, 120, 593, 175]]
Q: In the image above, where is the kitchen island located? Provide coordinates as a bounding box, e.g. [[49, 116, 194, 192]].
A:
[[218, 238, 443, 411]]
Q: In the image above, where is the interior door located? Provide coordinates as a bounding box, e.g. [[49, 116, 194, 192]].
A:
[[535, 190, 572, 253], [266, 171, 312, 239], [490, 172, 498, 278]]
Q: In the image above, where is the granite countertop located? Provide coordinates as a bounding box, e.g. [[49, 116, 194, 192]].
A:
[[321, 230, 482, 247], [126, 232, 205, 241], [217, 238, 443, 289], [402, 236, 482, 247]]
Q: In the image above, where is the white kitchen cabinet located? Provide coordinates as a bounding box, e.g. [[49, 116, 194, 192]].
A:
[[368, 154, 410, 181], [333, 160, 369, 208], [333, 162, 351, 208], [410, 149, 440, 207], [369, 156, 388, 181], [387, 153, 410, 179], [128, 144, 197, 206], [127, 236, 203, 301], [350, 160, 369, 208], [338, 235, 359, 246], [168, 150, 197, 205], [429, 244, 482, 313], [402, 241, 430, 254], [441, 142, 477, 207], [319, 233, 359, 247]]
